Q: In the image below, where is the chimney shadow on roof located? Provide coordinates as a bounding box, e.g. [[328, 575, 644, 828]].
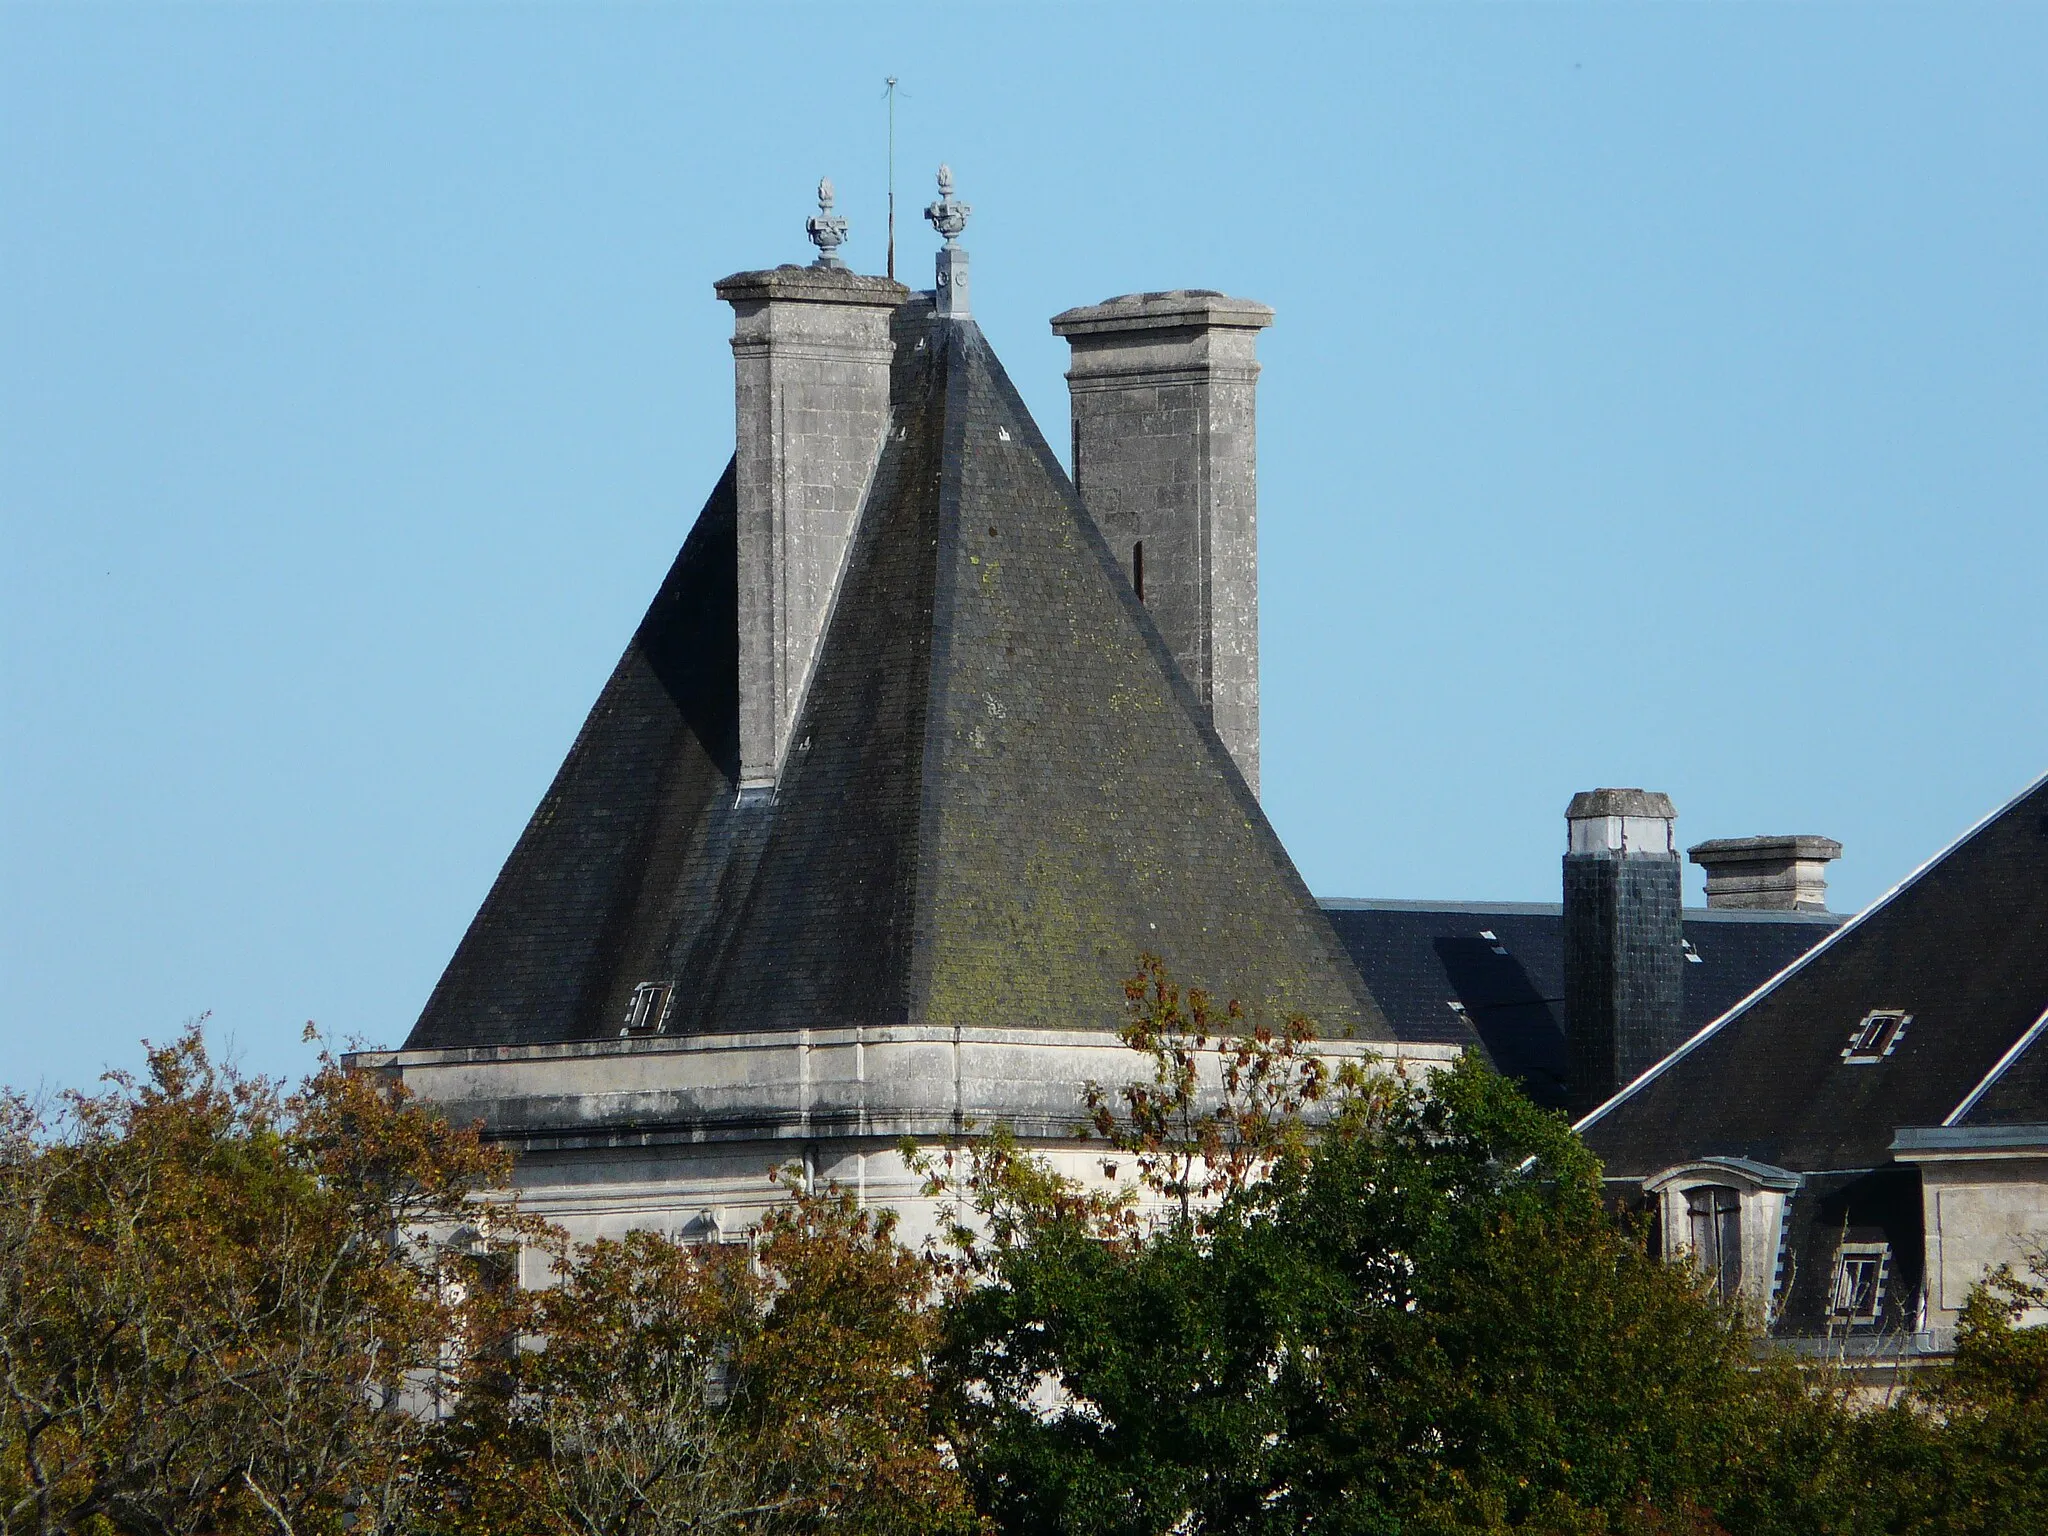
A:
[[637, 460, 743, 786], [1433, 935, 1570, 1111]]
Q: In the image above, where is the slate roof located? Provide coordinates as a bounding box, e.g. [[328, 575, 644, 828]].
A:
[[1318, 900, 1844, 1109], [1579, 769, 2048, 1176], [409, 301, 1387, 1051], [1946, 1009, 2048, 1126]]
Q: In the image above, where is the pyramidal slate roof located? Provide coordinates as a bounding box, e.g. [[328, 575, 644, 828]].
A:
[[408, 303, 1388, 1051], [1579, 769, 2048, 1176]]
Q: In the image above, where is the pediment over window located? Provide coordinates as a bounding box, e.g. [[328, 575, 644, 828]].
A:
[[1643, 1157, 1802, 1198]]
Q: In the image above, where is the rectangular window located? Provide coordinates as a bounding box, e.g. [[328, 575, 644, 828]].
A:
[[1841, 1010, 1910, 1063], [1686, 1185, 1743, 1300], [622, 980, 672, 1035], [1830, 1243, 1891, 1324]]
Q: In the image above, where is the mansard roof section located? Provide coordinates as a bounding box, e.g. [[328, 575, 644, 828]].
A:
[[1579, 769, 2048, 1176], [405, 303, 1389, 1051]]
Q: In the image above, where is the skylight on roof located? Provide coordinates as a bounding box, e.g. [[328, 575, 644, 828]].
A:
[[1841, 1010, 1910, 1064], [622, 980, 673, 1037]]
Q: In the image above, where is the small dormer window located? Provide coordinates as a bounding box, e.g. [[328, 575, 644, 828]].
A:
[[622, 980, 672, 1036], [1841, 1010, 1910, 1064], [1829, 1242, 1891, 1325]]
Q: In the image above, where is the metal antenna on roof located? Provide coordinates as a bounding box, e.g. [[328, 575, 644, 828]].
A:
[[884, 77, 899, 282]]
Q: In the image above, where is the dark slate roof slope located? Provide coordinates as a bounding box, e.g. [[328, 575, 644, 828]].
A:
[[409, 463, 754, 1049], [1950, 1012, 2048, 1125], [1318, 900, 1843, 1109], [408, 305, 1386, 1049], [1579, 770, 2048, 1175], [909, 324, 1381, 1037]]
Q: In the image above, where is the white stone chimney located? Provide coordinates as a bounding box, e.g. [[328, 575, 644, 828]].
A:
[[1051, 291, 1274, 796], [1688, 835, 1842, 911], [714, 261, 908, 791]]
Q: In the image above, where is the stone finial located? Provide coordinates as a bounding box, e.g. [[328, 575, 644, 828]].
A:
[[924, 164, 970, 247], [806, 178, 849, 269]]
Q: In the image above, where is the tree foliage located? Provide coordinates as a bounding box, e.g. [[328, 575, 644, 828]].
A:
[[927, 958, 2048, 1536], [8, 969, 2048, 1536], [0, 1035, 979, 1536], [0, 1027, 513, 1536]]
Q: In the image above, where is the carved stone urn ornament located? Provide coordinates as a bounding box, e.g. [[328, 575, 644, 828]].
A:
[[806, 178, 849, 269], [924, 164, 970, 246]]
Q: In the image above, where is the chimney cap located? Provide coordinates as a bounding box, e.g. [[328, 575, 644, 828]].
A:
[[1687, 834, 1843, 866], [1567, 788, 1676, 820], [713, 266, 910, 307], [1051, 290, 1275, 337]]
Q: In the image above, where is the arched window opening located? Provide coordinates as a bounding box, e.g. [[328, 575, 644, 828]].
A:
[[1686, 1185, 1742, 1299], [1133, 540, 1146, 603]]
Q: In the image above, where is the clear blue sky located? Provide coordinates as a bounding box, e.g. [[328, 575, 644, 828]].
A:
[[5, 4, 2045, 1093]]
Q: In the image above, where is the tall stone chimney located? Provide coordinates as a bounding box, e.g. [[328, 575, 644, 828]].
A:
[[1688, 835, 1842, 911], [714, 261, 908, 791], [1563, 789, 1686, 1115], [1051, 291, 1274, 795]]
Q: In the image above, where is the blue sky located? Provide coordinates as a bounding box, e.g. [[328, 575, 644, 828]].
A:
[[5, 4, 2045, 1092]]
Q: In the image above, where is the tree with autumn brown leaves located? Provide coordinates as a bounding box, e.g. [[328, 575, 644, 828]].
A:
[[436, 1175, 982, 1536], [0, 1027, 514, 1536], [0, 1029, 982, 1536]]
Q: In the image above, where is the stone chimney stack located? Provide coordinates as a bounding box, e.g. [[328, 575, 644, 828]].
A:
[[1051, 291, 1274, 795], [714, 250, 908, 792], [1688, 835, 1842, 911], [1563, 789, 1686, 1116]]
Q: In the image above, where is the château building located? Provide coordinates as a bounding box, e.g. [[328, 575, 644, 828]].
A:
[[356, 174, 2047, 1346], [358, 175, 1453, 1260]]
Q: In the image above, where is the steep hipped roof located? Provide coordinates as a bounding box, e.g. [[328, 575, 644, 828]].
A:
[[1579, 770, 2048, 1175], [1319, 900, 1844, 1109], [409, 304, 1387, 1050]]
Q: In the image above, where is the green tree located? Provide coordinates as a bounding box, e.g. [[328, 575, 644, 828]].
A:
[[930, 962, 1852, 1536]]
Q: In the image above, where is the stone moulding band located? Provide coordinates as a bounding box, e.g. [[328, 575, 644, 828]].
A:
[[347, 1026, 1462, 1151], [1063, 366, 1263, 392]]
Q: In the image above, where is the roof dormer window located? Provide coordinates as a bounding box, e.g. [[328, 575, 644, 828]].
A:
[[1841, 1010, 1910, 1064], [622, 980, 672, 1036], [1829, 1242, 1891, 1325]]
